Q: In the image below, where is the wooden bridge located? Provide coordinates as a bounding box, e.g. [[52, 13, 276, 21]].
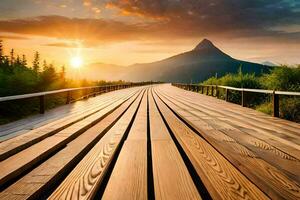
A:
[[0, 84, 299, 199]]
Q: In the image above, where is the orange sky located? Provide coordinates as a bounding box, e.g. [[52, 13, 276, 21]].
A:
[[0, 0, 299, 68]]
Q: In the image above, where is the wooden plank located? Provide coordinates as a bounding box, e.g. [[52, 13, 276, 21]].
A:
[[0, 90, 141, 200], [0, 87, 138, 141], [0, 92, 136, 186], [155, 88, 300, 200], [127, 89, 148, 141], [48, 90, 144, 200], [149, 88, 171, 141], [152, 91, 269, 200], [0, 89, 138, 160], [158, 87, 300, 158], [168, 84, 300, 135], [149, 89, 201, 199], [159, 87, 300, 160], [151, 140, 201, 199], [102, 140, 147, 200], [103, 91, 148, 199]]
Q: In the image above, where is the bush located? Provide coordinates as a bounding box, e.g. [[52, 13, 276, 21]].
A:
[[201, 65, 300, 122], [260, 65, 300, 91]]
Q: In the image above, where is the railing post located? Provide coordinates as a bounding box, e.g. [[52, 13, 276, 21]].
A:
[[66, 91, 71, 104], [84, 88, 88, 99], [39, 95, 45, 114], [225, 89, 229, 101], [196, 85, 199, 93], [216, 85, 219, 98], [241, 90, 246, 107], [206, 86, 209, 95], [201, 86, 203, 94], [273, 90, 279, 117], [211, 86, 214, 96]]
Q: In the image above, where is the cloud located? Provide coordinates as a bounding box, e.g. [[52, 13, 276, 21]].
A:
[[44, 40, 100, 48], [44, 42, 81, 48], [0, 0, 299, 46], [0, 15, 148, 45], [0, 34, 29, 40], [105, 0, 300, 39]]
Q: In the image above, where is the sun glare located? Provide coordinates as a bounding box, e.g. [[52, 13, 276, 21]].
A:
[[70, 56, 83, 68]]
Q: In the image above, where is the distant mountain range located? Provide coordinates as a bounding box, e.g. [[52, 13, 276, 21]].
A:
[[82, 39, 272, 83]]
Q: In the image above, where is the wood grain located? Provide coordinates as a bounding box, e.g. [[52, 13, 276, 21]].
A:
[[48, 91, 144, 200], [155, 87, 300, 200], [1, 84, 299, 200], [158, 88, 300, 179], [149, 88, 171, 141], [127, 89, 148, 141], [0, 91, 141, 200], [102, 140, 147, 200], [152, 91, 269, 200], [158, 87, 300, 157], [0, 87, 138, 141], [151, 140, 201, 199], [0, 92, 135, 186], [0, 89, 138, 161], [166, 85, 300, 139]]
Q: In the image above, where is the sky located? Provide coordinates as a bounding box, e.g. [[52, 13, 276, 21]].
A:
[[0, 0, 299, 68]]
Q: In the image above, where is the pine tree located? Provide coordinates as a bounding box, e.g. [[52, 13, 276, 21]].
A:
[[60, 65, 66, 79], [22, 54, 27, 67], [10, 49, 15, 66], [43, 60, 48, 71], [16, 55, 21, 65], [60, 65, 66, 86], [32, 51, 40, 73], [0, 40, 3, 64]]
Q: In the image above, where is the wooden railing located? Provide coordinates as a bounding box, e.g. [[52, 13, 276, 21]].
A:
[[172, 83, 300, 117], [0, 82, 153, 114]]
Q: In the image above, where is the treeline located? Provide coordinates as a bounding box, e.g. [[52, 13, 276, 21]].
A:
[[0, 40, 125, 124], [0, 41, 65, 96], [0, 40, 124, 97], [202, 66, 300, 122]]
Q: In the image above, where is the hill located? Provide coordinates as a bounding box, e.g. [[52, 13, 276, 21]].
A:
[[87, 39, 271, 83]]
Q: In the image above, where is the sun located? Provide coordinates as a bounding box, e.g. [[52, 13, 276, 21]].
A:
[[70, 56, 83, 68]]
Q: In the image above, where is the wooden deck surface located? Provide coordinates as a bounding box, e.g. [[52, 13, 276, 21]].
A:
[[0, 84, 299, 199]]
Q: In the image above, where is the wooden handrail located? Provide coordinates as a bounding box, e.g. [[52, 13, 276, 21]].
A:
[[173, 83, 300, 96], [172, 83, 300, 118], [0, 84, 128, 102], [0, 82, 154, 114]]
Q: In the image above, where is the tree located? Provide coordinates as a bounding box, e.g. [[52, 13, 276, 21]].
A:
[[16, 55, 21, 65], [32, 51, 40, 73], [10, 49, 15, 66], [43, 60, 48, 71], [0, 40, 3, 64], [40, 62, 57, 90], [22, 54, 27, 67], [60, 65, 66, 83]]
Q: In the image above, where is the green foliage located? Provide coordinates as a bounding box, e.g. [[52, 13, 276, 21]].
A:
[[32, 51, 40, 74], [256, 102, 273, 115], [280, 98, 300, 122], [201, 65, 300, 122], [0, 41, 130, 124], [260, 65, 300, 91]]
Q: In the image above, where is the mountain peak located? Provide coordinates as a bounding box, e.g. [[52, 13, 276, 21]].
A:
[[193, 38, 216, 51]]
